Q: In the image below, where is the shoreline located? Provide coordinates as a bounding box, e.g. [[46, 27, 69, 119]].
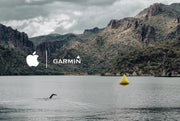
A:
[[0, 74, 180, 77]]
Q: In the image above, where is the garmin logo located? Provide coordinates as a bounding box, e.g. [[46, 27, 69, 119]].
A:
[[53, 56, 81, 64]]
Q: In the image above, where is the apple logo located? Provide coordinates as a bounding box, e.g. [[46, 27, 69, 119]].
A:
[[26, 51, 39, 67]]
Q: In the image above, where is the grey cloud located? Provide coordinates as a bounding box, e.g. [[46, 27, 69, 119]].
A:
[[0, 5, 47, 21], [0, 0, 25, 7], [0, 0, 180, 37], [0, 0, 117, 7], [26, 0, 118, 6]]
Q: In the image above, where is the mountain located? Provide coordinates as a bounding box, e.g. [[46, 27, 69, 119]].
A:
[[110, 38, 180, 76], [0, 24, 33, 75], [30, 27, 104, 74], [0, 24, 64, 75], [1, 3, 180, 76], [29, 3, 180, 76], [136, 3, 180, 41], [0, 24, 34, 52], [108, 3, 180, 76]]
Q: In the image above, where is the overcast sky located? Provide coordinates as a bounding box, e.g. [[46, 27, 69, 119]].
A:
[[0, 0, 179, 37]]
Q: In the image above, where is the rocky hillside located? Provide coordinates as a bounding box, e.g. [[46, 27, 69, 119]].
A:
[[1, 3, 180, 76], [29, 3, 180, 76], [107, 3, 180, 76], [109, 38, 180, 76], [0, 24, 34, 52], [0, 24, 64, 75], [136, 3, 180, 42]]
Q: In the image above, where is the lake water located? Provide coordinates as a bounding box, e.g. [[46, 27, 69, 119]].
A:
[[0, 76, 180, 121]]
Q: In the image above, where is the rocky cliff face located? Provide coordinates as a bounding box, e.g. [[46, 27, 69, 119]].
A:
[[35, 33, 82, 57], [176, 16, 180, 23], [83, 27, 102, 35], [134, 20, 156, 46], [0, 24, 34, 52], [37, 40, 66, 57], [108, 19, 122, 29], [137, 3, 180, 20], [145, 3, 163, 19], [108, 18, 155, 47]]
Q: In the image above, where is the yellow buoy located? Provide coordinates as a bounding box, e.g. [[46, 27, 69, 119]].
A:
[[120, 74, 129, 85]]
